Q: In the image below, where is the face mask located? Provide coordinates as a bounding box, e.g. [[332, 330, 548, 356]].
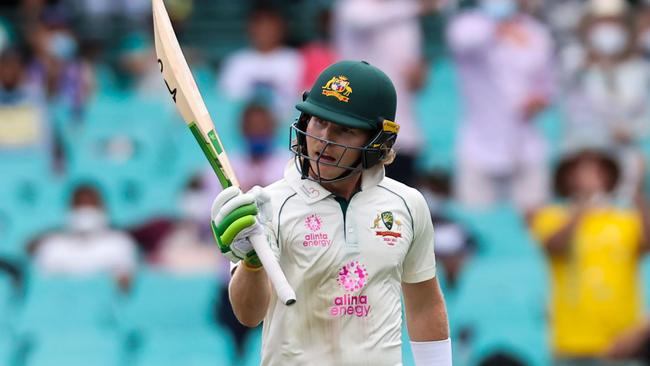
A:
[[480, 0, 517, 21], [588, 23, 628, 57], [247, 136, 273, 158], [180, 191, 209, 222], [48, 31, 77, 61], [67, 207, 108, 233]]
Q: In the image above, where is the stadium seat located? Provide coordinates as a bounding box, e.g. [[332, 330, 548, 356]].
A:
[[402, 321, 416, 366], [0, 272, 16, 331], [25, 330, 124, 366], [17, 271, 119, 335], [443, 202, 546, 260], [133, 329, 235, 366], [467, 325, 551, 366], [452, 257, 549, 366], [242, 328, 262, 366], [0, 171, 67, 256], [121, 268, 221, 333], [0, 330, 15, 366], [415, 58, 461, 173], [453, 256, 548, 329]]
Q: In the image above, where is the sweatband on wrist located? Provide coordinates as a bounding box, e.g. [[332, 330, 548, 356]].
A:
[[241, 260, 263, 272], [410, 338, 452, 366]]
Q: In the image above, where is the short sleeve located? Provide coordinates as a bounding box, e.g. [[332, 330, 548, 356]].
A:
[[530, 205, 569, 245], [402, 191, 437, 284]]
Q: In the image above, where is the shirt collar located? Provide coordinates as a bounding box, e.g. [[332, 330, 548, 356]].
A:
[[284, 159, 386, 204]]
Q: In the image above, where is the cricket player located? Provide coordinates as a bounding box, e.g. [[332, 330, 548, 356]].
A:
[[211, 61, 451, 365]]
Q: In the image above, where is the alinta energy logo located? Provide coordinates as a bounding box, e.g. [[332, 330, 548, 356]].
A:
[[303, 214, 331, 247], [330, 260, 371, 318]]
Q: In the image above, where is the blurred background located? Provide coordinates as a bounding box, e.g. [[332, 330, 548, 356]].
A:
[[1, 0, 650, 365]]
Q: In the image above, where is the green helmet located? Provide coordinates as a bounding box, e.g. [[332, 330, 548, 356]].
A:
[[290, 60, 400, 182]]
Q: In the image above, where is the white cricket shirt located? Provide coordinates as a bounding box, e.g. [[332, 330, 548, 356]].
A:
[[257, 161, 437, 365]]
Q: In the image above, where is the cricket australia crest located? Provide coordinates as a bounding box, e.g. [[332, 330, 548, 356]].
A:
[[370, 211, 403, 245], [322, 76, 352, 102]]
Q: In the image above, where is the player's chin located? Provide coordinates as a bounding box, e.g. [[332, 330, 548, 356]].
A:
[[309, 161, 346, 180]]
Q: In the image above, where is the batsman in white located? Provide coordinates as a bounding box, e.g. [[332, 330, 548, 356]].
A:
[[212, 60, 451, 365]]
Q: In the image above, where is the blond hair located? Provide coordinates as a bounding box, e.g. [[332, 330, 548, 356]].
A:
[[381, 148, 397, 166]]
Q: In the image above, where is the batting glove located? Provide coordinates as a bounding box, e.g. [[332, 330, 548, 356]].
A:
[[211, 186, 271, 268]]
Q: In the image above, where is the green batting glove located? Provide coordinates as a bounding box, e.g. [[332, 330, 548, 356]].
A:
[[211, 186, 267, 268]]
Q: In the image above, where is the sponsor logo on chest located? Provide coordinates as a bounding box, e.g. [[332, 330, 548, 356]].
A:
[[330, 260, 371, 318], [303, 214, 332, 247]]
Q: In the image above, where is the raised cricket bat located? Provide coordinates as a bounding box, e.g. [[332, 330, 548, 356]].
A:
[[152, 0, 296, 305]]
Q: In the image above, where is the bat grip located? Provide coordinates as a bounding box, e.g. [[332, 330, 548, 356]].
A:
[[249, 233, 296, 306]]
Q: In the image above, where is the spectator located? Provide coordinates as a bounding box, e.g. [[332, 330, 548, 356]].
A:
[[217, 5, 302, 121], [0, 47, 50, 153], [115, 31, 164, 97], [332, 0, 438, 186], [561, 0, 650, 205], [32, 183, 137, 292], [228, 102, 291, 192], [530, 146, 650, 365], [447, 0, 554, 214], [24, 8, 93, 115], [153, 174, 222, 274]]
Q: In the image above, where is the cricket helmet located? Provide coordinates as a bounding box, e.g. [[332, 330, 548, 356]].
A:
[[290, 60, 399, 182]]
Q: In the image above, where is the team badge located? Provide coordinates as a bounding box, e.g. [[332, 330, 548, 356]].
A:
[[370, 211, 403, 245], [322, 76, 352, 102], [381, 211, 393, 230]]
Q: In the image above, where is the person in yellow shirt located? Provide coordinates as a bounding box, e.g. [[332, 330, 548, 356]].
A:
[[530, 147, 650, 366]]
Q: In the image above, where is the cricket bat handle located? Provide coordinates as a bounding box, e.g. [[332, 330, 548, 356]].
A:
[[249, 232, 296, 305]]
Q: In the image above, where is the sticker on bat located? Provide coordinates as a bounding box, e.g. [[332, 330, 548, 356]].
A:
[[158, 59, 177, 103]]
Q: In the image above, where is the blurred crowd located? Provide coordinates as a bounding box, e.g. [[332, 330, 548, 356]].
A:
[[2, 0, 650, 365]]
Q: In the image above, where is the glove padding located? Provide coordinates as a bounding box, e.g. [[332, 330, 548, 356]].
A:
[[211, 186, 271, 267]]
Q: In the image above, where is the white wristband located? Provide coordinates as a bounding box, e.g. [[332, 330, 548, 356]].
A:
[[410, 338, 452, 366]]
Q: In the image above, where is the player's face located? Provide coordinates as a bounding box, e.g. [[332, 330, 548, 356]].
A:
[[305, 116, 370, 180]]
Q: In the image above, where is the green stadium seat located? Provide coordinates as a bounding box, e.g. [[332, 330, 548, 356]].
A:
[[0, 171, 67, 256], [453, 257, 548, 329], [444, 202, 545, 260], [25, 330, 124, 366], [415, 58, 461, 173], [0, 272, 16, 332], [17, 271, 119, 335], [468, 325, 551, 366], [63, 95, 184, 226], [121, 268, 221, 333], [133, 329, 235, 366], [242, 328, 262, 366], [0, 330, 15, 366], [402, 321, 415, 366], [452, 257, 549, 366]]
